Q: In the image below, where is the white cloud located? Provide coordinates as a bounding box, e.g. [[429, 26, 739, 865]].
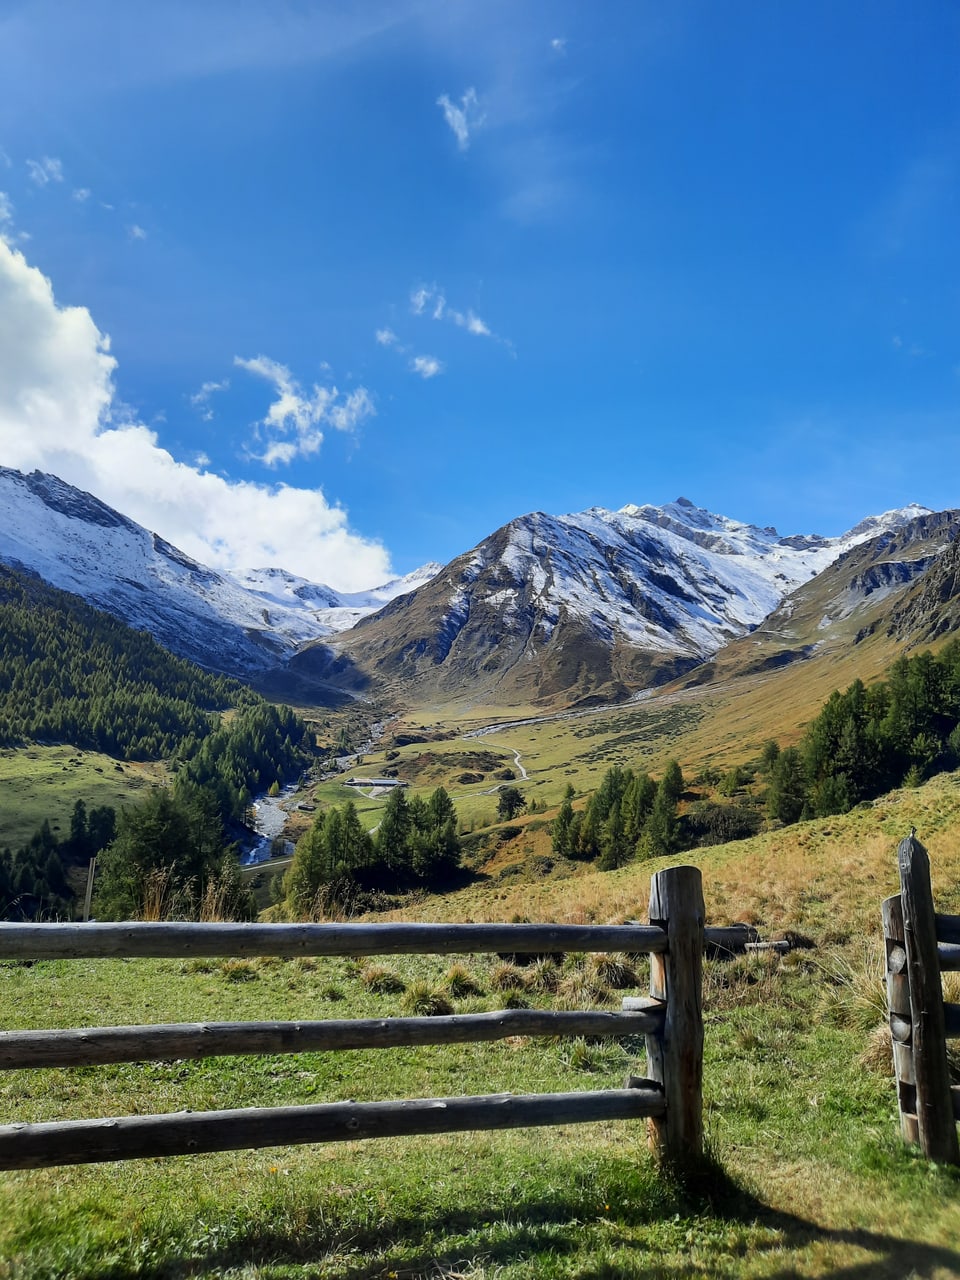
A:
[[0, 239, 391, 590], [26, 156, 63, 186], [329, 387, 374, 432], [550, 38, 567, 53], [195, 451, 211, 468], [0, 148, 11, 169], [0, 192, 12, 224], [375, 327, 397, 346], [72, 187, 91, 202], [410, 355, 444, 379], [452, 308, 491, 337], [410, 285, 431, 315], [409, 282, 498, 342], [235, 354, 375, 466], [190, 378, 229, 422], [128, 223, 147, 240], [436, 87, 485, 151]]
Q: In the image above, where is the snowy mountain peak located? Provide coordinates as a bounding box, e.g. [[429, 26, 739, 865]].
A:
[[0, 463, 944, 706], [0, 466, 440, 677], [17, 468, 139, 533], [333, 494, 947, 710], [843, 504, 934, 542]]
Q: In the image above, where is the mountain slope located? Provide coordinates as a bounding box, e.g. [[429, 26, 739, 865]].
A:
[[682, 507, 960, 686], [0, 561, 244, 758], [0, 467, 438, 679], [299, 498, 930, 709]]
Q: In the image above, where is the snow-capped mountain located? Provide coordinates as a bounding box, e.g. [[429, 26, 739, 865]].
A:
[[306, 497, 934, 707], [232, 563, 444, 635], [0, 467, 439, 677], [0, 465, 939, 706]]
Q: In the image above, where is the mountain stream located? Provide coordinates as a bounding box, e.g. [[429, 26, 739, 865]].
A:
[[242, 784, 297, 865]]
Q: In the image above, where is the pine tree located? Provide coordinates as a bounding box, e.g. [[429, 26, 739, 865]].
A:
[[551, 785, 575, 857]]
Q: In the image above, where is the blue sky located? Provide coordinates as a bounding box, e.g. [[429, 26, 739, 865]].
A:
[[0, 0, 958, 589]]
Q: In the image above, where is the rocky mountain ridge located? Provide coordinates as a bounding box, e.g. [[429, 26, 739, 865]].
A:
[[301, 498, 934, 707], [0, 464, 946, 707], [0, 466, 439, 679]]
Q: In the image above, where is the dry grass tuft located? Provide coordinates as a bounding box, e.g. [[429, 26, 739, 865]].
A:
[[588, 952, 640, 990], [218, 958, 259, 983], [859, 1023, 894, 1075], [817, 938, 887, 1032], [500, 989, 530, 1009], [401, 981, 454, 1017], [526, 958, 562, 994], [359, 964, 406, 995], [489, 962, 529, 992], [556, 970, 612, 1009], [443, 962, 483, 998]]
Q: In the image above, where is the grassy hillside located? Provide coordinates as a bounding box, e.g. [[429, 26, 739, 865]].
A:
[[3, 772, 960, 1276], [0, 745, 164, 852]]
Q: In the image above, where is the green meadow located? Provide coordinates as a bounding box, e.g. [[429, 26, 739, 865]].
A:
[[4, 770, 960, 1276]]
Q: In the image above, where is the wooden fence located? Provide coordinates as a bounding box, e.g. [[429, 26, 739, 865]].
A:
[[0, 864, 741, 1173], [882, 833, 960, 1164]]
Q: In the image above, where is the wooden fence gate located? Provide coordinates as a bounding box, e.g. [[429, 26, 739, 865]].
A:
[[882, 832, 960, 1164], [0, 864, 737, 1172]]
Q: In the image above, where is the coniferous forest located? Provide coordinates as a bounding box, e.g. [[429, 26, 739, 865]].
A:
[[0, 567, 315, 921], [554, 640, 960, 871], [0, 565, 246, 757]]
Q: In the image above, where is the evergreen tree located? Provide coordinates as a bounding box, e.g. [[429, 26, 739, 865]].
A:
[[497, 786, 525, 821], [638, 782, 679, 858], [766, 747, 807, 824], [551, 785, 576, 857]]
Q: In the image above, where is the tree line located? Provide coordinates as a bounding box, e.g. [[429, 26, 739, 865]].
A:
[[766, 641, 960, 822], [285, 786, 462, 916], [554, 641, 960, 873], [1, 799, 116, 920], [0, 565, 249, 758]]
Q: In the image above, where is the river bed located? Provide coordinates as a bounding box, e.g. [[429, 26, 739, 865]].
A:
[[242, 783, 298, 865]]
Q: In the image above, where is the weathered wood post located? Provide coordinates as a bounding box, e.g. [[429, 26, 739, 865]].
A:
[[881, 892, 919, 1145], [645, 864, 704, 1164], [897, 833, 959, 1164]]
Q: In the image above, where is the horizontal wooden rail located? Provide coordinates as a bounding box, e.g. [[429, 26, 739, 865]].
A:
[[944, 1004, 960, 1039], [0, 921, 667, 961], [936, 913, 960, 946], [938, 943, 960, 972], [954, 1087, 960, 1123], [627, 922, 756, 955], [0, 1088, 667, 1170], [702, 924, 759, 952], [0, 1007, 664, 1071]]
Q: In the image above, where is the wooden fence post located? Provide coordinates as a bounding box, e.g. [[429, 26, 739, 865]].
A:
[[881, 893, 919, 1145], [646, 864, 704, 1164], [897, 834, 959, 1164]]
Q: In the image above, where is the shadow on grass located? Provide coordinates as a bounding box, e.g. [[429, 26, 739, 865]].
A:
[[62, 1152, 960, 1280]]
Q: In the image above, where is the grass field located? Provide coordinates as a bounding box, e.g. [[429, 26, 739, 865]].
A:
[[3, 770, 960, 1277], [0, 746, 164, 852]]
